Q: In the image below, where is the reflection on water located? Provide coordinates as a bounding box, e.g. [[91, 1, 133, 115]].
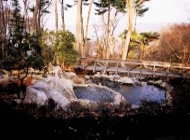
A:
[[74, 86, 115, 103], [74, 83, 166, 107], [113, 83, 166, 106]]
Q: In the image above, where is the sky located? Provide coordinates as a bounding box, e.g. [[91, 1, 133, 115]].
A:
[[135, 0, 190, 31], [20, 0, 190, 38]]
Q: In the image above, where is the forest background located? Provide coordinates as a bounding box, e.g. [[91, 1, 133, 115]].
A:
[[1, 0, 190, 73]]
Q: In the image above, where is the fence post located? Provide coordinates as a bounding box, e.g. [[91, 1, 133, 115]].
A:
[[115, 62, 119, 75], [166, 65, 170, 82], [153, 62, 155, 78], [93, 60, 97, 73]]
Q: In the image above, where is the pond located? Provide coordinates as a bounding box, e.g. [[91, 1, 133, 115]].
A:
[[113, 83, 166, 107], [73, 78, 166, 107]]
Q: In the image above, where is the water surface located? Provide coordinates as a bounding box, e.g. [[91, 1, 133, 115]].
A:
[[113, 83, 165, 106]]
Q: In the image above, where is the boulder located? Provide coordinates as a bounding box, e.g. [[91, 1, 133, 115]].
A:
[[32, 81, 50, 92], [24, 85, 48, 107], [63, 72, 77, 80], [115, 77, 134, 84], [23, 67, 78, 109], [46, 90, 70, 110]]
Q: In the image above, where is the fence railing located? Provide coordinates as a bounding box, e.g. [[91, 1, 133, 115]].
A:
[[78, 57, 190, 78]]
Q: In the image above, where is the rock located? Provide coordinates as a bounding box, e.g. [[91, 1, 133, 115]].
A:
[[23, 67, 78, 109], [101, 74, 109, 78], [94, 72, 101, 77], [13, 94, 18, 99], [32, 81, 50, 92], [85, 79, 93, 84], [160, 82, 167, 88], [55, 77, 77, 100], [64, 72, 76, 80], [70, 99, 98, 109], [46, 90, 70, 110], [165, 85, 173, 106], [53, 66, 63, 77], [112, 93, 126, 105], [154, 80, 163, 85], [24, 85, 48, 107], [12, 99, 22, 104], [31, 79, 37, 85], [113, 74, 121, 79], [19, 91, 25, 99], [28, 67, 35, 73], [108, 75, 114, 80], [115, 77, 134, 84], [84, 75, 90, 80], [136, 82, 147, 86], [147, 80, 154, 84]]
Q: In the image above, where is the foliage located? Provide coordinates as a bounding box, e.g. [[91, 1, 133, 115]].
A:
[[135, 0, 149, 17], [3, 0, 44, 70], [149, 23, 190, 64], [41, 29, 78, 67], [119, 30, 159, 59], [40, 30, 54, 65], [28, 0, 52, 35], [1, 0, 46, 98], [94, 0, 126, 15]]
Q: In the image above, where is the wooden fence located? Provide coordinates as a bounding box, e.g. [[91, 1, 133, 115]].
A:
[[78, 57, 190, 79]]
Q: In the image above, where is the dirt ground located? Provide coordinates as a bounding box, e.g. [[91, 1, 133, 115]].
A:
[[0, 76, 190, 140]]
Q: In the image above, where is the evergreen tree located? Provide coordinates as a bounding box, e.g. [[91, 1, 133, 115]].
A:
[[94, 0, 126, 15], [41, 29, 78, 69], [5, 0, 45, 98]]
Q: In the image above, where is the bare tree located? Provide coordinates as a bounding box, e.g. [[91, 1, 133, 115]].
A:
[[93, 8, 123, 59], [149, 24, 190, 64], [29, 0, 52, 35], [30, 0, 40, 35]]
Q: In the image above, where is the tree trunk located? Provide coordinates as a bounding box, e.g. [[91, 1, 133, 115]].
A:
[[122, 0, 145, 60], [37, 5, 41, 33], [30, 0, 40, 35], [101, 14, 106, 58], [106, 5, 111, 59], [61, 0, 65, 31], [84, 0, 93, 56], [76, 0, 82, 57], [23, 0, 29, 32], [0, 0, 8, 59], [80, 3, 85, 57], [54, 0, 58, 32], [76, 0, 80, 52], [122, 0, 133, 60]]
